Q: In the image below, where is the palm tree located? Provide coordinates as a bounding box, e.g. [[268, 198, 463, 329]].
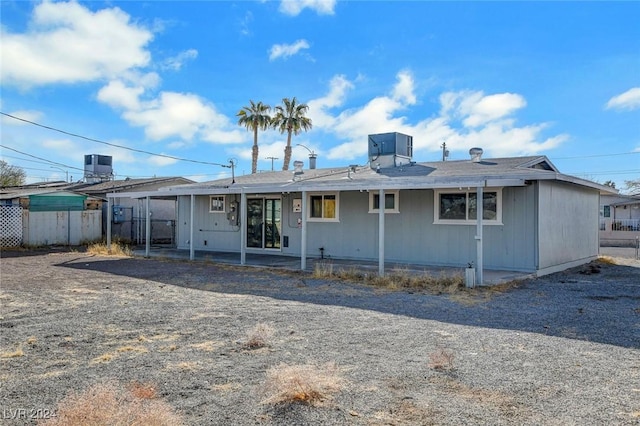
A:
[[272, 97, 312, 171], [237, 100, 272, 174]]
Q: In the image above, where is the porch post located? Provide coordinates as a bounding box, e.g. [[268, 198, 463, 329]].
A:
[[145, 196, 151, 258], [189, 194, 195, 261], [106, 197, 112, 250], [475, 185, 484, 285], [378, 188, 385, 276], [240, 190, 247, 265], [301, 190, 307, 271]]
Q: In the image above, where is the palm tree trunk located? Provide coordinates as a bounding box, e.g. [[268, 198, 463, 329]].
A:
[[282, 131, 293, 170], [251, 128, 259, 174]]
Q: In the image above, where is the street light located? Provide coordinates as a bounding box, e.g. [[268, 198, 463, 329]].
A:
[[296, 144, 317, 169], [50, 166, 69, 183]]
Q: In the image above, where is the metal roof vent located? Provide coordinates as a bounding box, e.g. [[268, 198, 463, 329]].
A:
[[293, 160, 304, 175], [469, 147, 483, 163]]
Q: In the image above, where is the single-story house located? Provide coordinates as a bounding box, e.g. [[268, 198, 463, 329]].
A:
[[107, 133, 610, 284], [599, 193, 640, 246]]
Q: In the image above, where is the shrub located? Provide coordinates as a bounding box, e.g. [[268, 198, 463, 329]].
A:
[[40, 381, 184, 426], [260, 362, 345, 406], [86, 241, 131, 257], [244, 323, 275, 349]]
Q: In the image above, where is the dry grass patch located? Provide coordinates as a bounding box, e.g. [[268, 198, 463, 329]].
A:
[[86, 241, 132, 257], [26, 336, 37, 345], [91, 352, 115, 364], [128, 381, 158, 400], [244, 323, 275, 349], [372, 399, 438, 425], [260, 362, 345, 406], [116, 345, 148, 354], [0, 344, 24, 358], [428, 348, 456, 371], [313, 262, 466, 293], [40, 381, 184, 426]]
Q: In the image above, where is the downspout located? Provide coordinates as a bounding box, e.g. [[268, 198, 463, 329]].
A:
[[475, 184, 484, 285], [145, 196, 151, 258], [378, 188, 385, 276], [67, 207, 71, 246], [301, 190, 308, 271], [189, 194, 195, 261], [107, 197, 112, 250], [240, 190, 247, 265]]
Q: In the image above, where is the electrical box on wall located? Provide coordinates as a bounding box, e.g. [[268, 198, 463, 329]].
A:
[[113, 206, 125, 224], [227, 200, 239, 226], [293, 198, 302, 213]]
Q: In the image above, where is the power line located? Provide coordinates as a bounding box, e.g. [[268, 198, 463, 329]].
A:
[[0, 112, 231, 168], [1, 145, 85, 171]]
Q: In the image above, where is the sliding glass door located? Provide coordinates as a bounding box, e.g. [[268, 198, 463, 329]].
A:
[[246, 198, 281, 249]]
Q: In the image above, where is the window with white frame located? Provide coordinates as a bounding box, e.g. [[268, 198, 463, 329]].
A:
[[308, 193, 339, 221], [434, 188, 502, 225], [369, 190, 399, 213], [209, 195, 225, 213]]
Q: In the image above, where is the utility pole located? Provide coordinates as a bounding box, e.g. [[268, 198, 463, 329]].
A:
[[440, 142, 449, 162], [266, 157, 278, 171]]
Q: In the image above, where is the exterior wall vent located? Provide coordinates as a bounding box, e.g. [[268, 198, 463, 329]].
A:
[[469, 147, 483, 163]]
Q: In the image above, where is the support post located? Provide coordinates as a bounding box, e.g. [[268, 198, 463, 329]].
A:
[[475, 185, 484, 285], [189, 194, 195, 261], [301, 191, 307, 271], [106, 197, 112, 250], [145, 196, 151, 258], [378, 188, 385, 276], [240, 191, 247, 265]]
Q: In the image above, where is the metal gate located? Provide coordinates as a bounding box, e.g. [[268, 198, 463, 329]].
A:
[[0, 205, 23, 247]]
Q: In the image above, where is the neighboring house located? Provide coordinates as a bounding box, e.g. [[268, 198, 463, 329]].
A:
[[67, 176, 194, 244], [599, 193, 640, 246], [0, 184, 102, 246], [108, 133, 609, 282]]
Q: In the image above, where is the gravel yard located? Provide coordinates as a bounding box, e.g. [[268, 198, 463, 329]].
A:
[[1, 250, 639, 425]]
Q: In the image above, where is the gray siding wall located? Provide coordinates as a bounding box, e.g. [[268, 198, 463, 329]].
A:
[[177, 186, 538, 271], [177, 195, 242, 251], [303, 187, 536, 271], [537, 181, 599, 270]]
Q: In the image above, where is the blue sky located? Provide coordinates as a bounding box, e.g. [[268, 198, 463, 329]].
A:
[[1, 1, 639, 190]]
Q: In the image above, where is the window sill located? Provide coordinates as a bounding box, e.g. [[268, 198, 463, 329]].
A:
[[433, 220, 503, 226]]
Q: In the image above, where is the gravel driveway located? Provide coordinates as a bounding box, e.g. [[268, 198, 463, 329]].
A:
[[1, 250, 638, 425]]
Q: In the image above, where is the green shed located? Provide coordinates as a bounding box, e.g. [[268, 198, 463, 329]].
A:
[[29, 192, 87, 212]]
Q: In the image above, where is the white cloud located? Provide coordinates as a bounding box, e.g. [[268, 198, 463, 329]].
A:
[[97, 80, 145, 111], [308, 75, 354, 128], [161, 49, 198, 71], [279, 0, 336, 16], [108, 90, 244, 145], [0, 1, 153, 88], [308, 72, 567, 161], [392, 70, 417, 105], [269, 39, 310, 61], [605, 87, 640, 111]]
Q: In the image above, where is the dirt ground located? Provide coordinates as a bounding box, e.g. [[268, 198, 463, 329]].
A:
[[1, 249, 639, 425]]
